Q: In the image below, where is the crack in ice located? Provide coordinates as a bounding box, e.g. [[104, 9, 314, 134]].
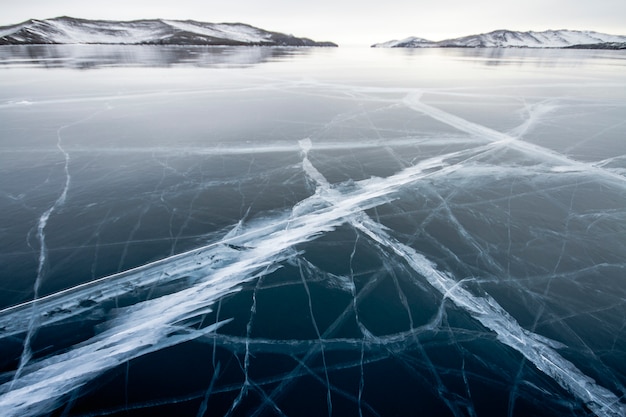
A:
[[402, 91, 626, 187], [10, 107, 107, 389]]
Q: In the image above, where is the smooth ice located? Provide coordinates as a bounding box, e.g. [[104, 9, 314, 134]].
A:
[[0, 45, 625, 417]]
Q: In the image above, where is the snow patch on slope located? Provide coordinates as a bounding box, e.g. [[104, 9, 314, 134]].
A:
[[162, 20, 271, 44]]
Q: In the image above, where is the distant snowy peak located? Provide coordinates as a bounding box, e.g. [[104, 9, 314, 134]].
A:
[[372, 29, 626, 48], [0, 16, 337, 47], [373, 36, 436, 48], [440, 30, 626, 48]]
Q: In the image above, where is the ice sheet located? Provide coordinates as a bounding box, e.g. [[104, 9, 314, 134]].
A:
[[0, 46, 625, 417]]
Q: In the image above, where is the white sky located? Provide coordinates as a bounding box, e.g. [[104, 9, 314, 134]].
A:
[[2, 0, 626, 46]]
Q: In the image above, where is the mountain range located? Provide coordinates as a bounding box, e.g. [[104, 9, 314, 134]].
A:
[[0, 16, 337, 47], [372, 29, 626, 49]]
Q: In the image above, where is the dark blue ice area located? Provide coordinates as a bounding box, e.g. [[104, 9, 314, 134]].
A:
[[0, 45, 625, 416]]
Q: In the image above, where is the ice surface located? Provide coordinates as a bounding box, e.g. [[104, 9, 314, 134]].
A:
[[0, 46, 625, 416]]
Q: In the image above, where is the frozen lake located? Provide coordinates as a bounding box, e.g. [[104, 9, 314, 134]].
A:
[[0, 45, 625, 416]]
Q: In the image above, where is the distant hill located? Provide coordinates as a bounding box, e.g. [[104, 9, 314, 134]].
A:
[[0, 16, 337, 47], [372, 29, 626, 49]]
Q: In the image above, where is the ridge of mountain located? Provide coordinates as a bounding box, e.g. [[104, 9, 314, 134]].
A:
[[372, 29, 626, 49], [0, 16, 337, 47]]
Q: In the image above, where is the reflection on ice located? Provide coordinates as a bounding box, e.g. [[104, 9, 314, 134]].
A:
[[0, 46, 625, 416], [0, 45, 311, 69]]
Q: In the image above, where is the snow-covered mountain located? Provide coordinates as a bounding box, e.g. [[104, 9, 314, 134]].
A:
[[0, 16, 337, 47], [373, 36, 437, 48], [372, 29, 626, 48]]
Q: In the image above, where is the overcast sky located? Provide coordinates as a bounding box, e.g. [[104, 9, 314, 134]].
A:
[[2, 0, 626, 45]]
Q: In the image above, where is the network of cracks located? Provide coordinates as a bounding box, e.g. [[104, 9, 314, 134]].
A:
[[0, 80, 625, 417]]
